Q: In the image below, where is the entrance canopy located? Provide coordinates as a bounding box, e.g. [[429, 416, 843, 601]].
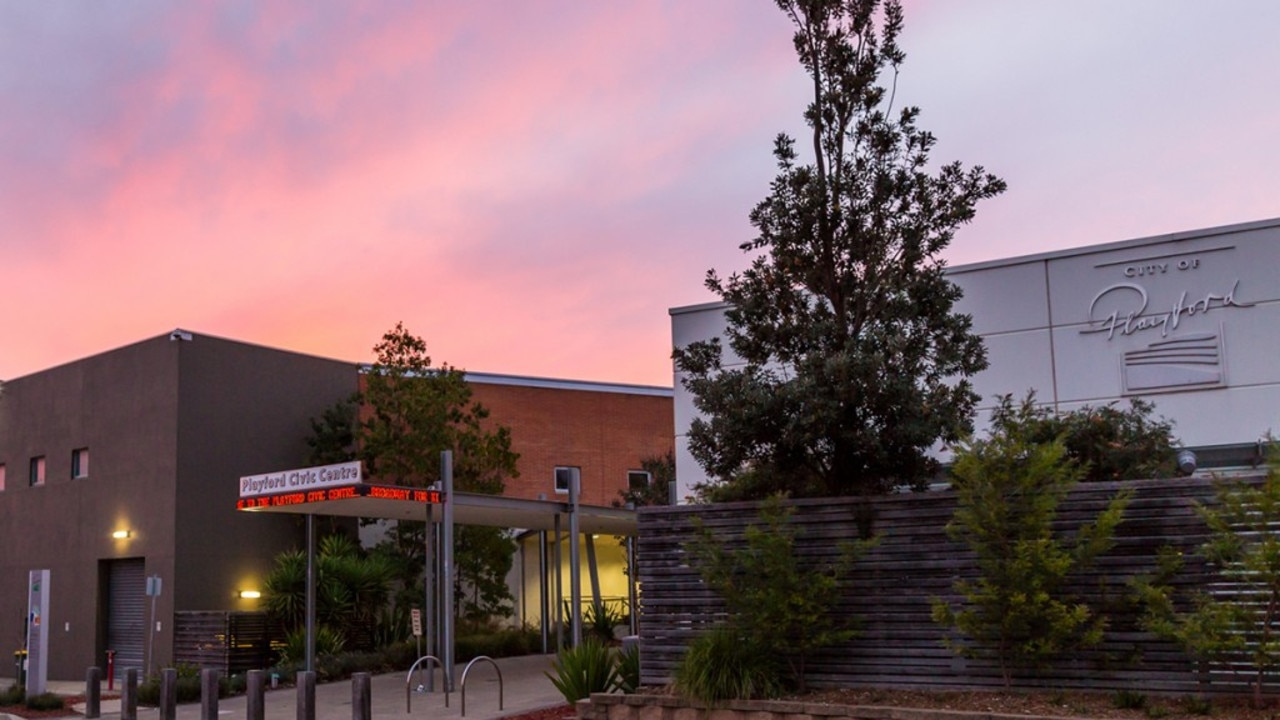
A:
[[236, 461, 636, 534]]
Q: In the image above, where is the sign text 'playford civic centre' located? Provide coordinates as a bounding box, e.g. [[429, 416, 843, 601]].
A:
[[238, 460, 362, 499]]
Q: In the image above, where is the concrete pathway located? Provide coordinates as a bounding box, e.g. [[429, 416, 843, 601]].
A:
[[3, 653, 567, 720]]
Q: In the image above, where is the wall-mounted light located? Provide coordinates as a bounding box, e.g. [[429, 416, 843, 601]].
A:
[[239, 590, 262, 599], [111, 530, 131, 539]]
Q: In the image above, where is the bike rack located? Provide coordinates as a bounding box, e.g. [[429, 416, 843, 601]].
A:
[[405, 655, 448, 713], [459, 655, 503, 717]]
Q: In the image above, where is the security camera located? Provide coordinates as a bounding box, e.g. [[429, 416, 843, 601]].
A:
[[1176, 449, 1197, 475]]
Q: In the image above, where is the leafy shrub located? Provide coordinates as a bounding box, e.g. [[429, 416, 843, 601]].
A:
[[24, 692, 64, 711], [1178, 695, 1213, 716], [673, 624, 784, 704], [280, 625, 347, 663], [1113, 689, 1147, 709], [0, 684, 25, 706], [547, 638, 618, 704], [614, 643, 640, 694], [583, 602, 627, 644]]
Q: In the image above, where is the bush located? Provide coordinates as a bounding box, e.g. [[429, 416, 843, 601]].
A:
[[547, 638, 618, 704], [24, 692, 64, 711], [0, 684, 25, 706], [673, 624, 784, 704], [614, 643, 640, 694]]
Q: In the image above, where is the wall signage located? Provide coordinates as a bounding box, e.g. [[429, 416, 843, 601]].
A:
[[238, 460, 362, 499], [1080, 246, 1256, 394]]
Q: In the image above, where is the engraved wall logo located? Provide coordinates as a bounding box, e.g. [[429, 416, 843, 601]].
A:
[[1080, 246, 1253, 394]]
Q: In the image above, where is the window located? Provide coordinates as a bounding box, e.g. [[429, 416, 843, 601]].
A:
[[554, 466, 580, 495], [72, 448, 89, 479], [29, 456, 45, 487], [0, 464, 6, 491], [627, 470, 652, 492]]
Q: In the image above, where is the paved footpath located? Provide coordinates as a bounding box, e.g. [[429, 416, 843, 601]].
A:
[[4, 653, 566, 720]]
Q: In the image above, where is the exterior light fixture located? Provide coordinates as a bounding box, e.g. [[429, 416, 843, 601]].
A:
[[111, 530, 131, 539], [239, 590, 262, 599]]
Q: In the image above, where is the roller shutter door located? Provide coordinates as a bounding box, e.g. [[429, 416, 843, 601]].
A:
[[106, 559, 146, 678]]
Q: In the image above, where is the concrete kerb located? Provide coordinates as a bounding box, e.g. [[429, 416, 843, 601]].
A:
[[8, 653, 566, 720]]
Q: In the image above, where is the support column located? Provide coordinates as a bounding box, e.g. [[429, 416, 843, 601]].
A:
[[538, 530, 550, 653], [305, 513, 316, 673], [569, 471, 582, 648], [442, 450, 456, 691]]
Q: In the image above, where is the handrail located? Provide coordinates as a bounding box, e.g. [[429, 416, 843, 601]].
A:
[[459, 655, 503, 717], [405, 655, 448, 713]]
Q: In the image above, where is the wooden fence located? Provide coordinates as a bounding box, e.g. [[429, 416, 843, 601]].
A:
[[174, 611, 280, 673], [635, 474, 1269, 695]]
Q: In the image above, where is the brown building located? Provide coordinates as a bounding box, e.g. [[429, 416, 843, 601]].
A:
[[0, 330, 672, 681]]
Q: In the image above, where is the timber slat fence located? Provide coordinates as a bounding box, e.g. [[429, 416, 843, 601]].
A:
[[636, 474, 1268, 695], [174, 611, 279, 674]]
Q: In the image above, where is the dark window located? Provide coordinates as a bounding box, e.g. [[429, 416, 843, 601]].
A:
[[72, 447, 90, 479], [554, 466, 579, 495], [29, 456, 45, 487], [627, 471, 652, 492]]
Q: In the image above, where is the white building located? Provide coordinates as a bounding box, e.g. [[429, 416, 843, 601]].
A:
[[670, 218, 1280, 498]]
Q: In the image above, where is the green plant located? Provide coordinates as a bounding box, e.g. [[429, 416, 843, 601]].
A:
[[1133, 442, 1280, 708], [1178, 695, 1213, 716], [932, 425, 1131, 687], [673, 624, 784, 704], [687, 495, 872, 693], [614, 644, 640, 694], [546, 638, 619, 704], [1144, 706, 1170, 719], [280, 624, 348, 663], [0, 684, 25, 706], [583, 602, 626, 644], [1113, 689, 1147, 709], [24, 692, 64, 711]]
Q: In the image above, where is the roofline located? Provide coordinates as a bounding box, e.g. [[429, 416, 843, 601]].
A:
[[356, 364, 672, 397], [668, 217, 1280, 314], [946, 216, 1280, 275]]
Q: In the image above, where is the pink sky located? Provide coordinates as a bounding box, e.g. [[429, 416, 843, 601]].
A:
[[3, 1, 1278, 387]]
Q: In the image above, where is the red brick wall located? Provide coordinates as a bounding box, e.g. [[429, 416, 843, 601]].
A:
[[355, 374, 674, 507], [468, 382, 674, 507]]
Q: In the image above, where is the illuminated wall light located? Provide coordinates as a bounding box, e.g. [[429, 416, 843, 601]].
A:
[[111, 530, 131, 539], [239, 590, 262, 599]]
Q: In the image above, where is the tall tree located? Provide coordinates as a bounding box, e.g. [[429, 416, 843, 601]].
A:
[[674, 0, 1005, 500], [357, 322, 521, 621]]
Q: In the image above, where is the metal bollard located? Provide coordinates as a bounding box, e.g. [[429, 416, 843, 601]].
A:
[[122, 669, 139, 720], [246, 670, 265, 720], [201, 668, 219, 720], [296, 671, 316, 720], [351, 673, 371, 720], [160, 668, 178, 720], [85, 666, 102, 719]]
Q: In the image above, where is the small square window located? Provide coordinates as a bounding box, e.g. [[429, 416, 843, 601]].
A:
[[554, 466, 579, 495], [627, 471, 652, 492], [72, 448, 89, 479], [29, 456, 45, 487]]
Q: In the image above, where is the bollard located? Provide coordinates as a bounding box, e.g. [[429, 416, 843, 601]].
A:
[[246, 670, 265, 720], [160, 668, 178, 720], [122, 669, 139, 720], [106, 650, 116, 692], [296, 671, 316, 720], [85, 666, 102, 719], [201, 668, 219, 720], [351, 673, 371, 720]]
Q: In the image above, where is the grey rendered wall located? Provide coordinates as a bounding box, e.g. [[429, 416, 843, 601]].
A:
[[171, 334, 358, 626], [0, 335, 181, 680]]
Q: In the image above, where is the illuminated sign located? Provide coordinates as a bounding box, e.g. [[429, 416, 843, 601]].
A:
[[239, 461, 362, 499], [236, 483, 443, 510]]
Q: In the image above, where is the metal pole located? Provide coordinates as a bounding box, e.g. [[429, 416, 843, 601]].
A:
[[627, 534, 638, 636], [305, 513, 316, 673], [553, 515, 562, 651], [424, 504, 435, 692], [442, 450, 455, 691], [538, 531, 549, 653], [569, 471, 582, 648], [585, 534, 602, 616]]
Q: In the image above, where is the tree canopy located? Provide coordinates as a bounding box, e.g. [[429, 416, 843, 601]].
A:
[[674, 0, 1005, 500]]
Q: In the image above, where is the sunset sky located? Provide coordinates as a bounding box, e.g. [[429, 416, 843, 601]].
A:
[[3, 1, 1278, 387]]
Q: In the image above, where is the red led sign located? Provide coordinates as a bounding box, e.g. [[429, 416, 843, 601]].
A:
[[236, 484, 443, 510]]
